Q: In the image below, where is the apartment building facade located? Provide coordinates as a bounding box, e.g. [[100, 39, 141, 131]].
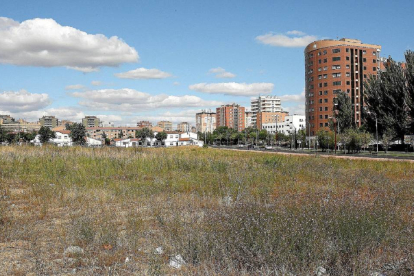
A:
[[251, 96, 282, 126], [82, 116, 100, 128], [262, 114, 306, 135], [137, 120, 153, 128], [157, 121, 173, 131], [86, 127, 141, 140], [176, 122, 190, 132], [256, 111, 288, 130], [39, 116, 59, 128], [196, 111, 216, 133], [216, 104, 246, 132], [0, 115, 15, 124], [305, 38, 381, 136]]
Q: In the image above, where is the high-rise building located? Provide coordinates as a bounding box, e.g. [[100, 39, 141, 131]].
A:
[[245, 111, 254, 128], [82, 116, 100, 128], [137, 121, 153, 128], [157, 121, 173, 131], [251, 96, 282, 126], [304, 38, 381, 136], [216, 104, 246, 132], [39, 116, 59, 129], [176, 122, 190, 132], [196, 110, 216, 133]]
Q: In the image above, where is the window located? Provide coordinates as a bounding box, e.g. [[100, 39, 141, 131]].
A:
[[373, 67, 377, 71], [363, 58, 366, 62], [323, 66, 328, 71], [318, 51, 321, 56], [324, 99, 328, 103], [325, 107, 329, 111], [320, 123, 323, 127], [346, 65, 350, 69], [364, 74, 367, 78], [319, 107, 323, 111], [333, 89, 341, 94], [363, 50, 366, 54], [323, 74, 328, 79], [325, 115, 329, 119], [323, 58, 328, 63], [346, 72, 350, 77], [325, 123, 329, 127], [332, 48, 340, 53], [332, 57, 341, 61], [318, 59, 322, 64], [346, 56, 350, 61], [318, 75, 322, 80], [324, 90, 328, 95], [319, 115, 323, 119], [319, 99, 322, 103], [318, 83, 322, 88], [332, 73, 341, 78], [364, 66, 367, 70], [324, 82, 328, 87], [323, 50, 327, 55], [319, 91, 323, 95], [373, 59, 377, 63], [346, 48, 349, 52], [346, 81, 350, 85], [333, 81, 341, 86], [318, 67, 322, 72], [332, 65, 341, 70], [373, 51, 376, 55], [309, 53, 313, 58]]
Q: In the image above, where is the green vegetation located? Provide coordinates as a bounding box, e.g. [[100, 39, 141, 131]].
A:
[[0, 146, 413, 275], [67, 122, 87, 145], [38, 126, 55, 143]]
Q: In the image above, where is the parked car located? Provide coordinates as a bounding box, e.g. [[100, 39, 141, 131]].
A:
[[238, 144, 245, 148], [265, 145, 273, 150]]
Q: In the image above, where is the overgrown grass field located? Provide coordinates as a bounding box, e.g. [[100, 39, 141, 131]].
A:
[[0, 146, 413, 275]]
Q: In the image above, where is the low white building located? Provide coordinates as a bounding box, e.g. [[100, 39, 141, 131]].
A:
[[87, 137, 102, 147], [262, 114, 306, 135], [115, 138, 140, 147], [51, 130, 73, 147], [164, 132, 204, 147]]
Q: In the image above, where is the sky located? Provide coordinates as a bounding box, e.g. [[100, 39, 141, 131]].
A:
[[0, 0, 413, 126]]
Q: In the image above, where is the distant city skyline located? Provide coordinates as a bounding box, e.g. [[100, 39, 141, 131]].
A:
[[0, 0, 413, 125]]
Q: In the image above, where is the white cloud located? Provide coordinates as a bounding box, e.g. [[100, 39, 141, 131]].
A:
[[91, 81, 102, 86], [189, 82, 274, 96], [71, 88, 223, 111], [283, 104, 305, 115], [208, 67, 236, 78], [256, 31, 317, 47], [0, 17, 138, 72], [286, 30, 306, 36], [132, 109, 198, 125], [278, 89, 305, 103], [65, 84, 85, 90], [173, 81, 180, 86], [115, 68, 172, 79], [0, 90, 51, 113]]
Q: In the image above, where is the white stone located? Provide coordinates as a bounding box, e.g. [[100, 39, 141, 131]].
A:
[[64, 246, 84, 256], [316, 266, 327, 276], [154, 247, 163, 254], [169, 254, 186, 269]]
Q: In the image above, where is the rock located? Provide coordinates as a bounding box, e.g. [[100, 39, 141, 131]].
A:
[[125, 257, 130, 263], [64, 246, 84, 256], [154, 246, 164, 254], [169, 254, 185, 269], [222, 195, 233, 206], [370, 272, 385, 276], [316, 266, 327, 276]]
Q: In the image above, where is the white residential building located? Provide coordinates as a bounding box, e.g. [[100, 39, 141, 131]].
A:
[[115, 138, 140, 147], [164, 131, 204, 147], [51, 131, 73, 147], [251, 95, 282, 126], [262, 115, 306, 135]]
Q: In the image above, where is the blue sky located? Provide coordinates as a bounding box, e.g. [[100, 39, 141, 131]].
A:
[[0, 0, 413, 126]]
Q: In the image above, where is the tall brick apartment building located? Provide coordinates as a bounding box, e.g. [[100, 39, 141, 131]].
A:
[[304, 38, 381, 136], [216, 104, 246, 132]]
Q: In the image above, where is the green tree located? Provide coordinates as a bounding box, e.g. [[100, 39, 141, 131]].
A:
[[136, 127, 154, 146], [332, 91, 353, 133], [405, 50, 414, 133], [258, 129, 268, 144], [364, 57, 409, 142], [38, 126, 56, 144], [297, 128, 307, 149], [155, 131, 167, 144], [316, 130, 335, 151], [68, 123, 87, 145], [0, 124, 8, 143]]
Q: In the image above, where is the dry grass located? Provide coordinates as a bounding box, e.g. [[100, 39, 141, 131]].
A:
[[0, 145, 413, 275]]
